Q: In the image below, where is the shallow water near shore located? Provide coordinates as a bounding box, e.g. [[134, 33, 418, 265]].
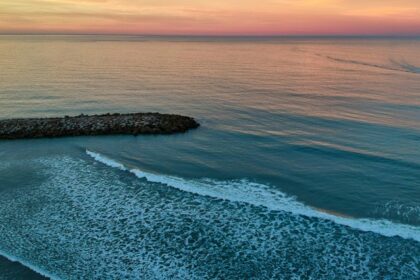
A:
[[0, 35, 419, 279]]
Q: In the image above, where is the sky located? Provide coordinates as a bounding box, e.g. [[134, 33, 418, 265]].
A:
[[0, 0, 419, 36]]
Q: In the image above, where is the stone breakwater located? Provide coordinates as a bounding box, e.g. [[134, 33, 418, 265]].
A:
[[0, 113, 199, 140]]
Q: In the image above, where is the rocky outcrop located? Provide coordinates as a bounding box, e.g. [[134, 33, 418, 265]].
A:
[[0, 113, 199, 139]]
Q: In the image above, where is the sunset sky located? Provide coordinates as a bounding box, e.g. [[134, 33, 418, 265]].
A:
[[1, 0, 419, 35]]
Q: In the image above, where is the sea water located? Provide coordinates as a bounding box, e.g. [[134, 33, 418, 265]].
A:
[[0, 35, 419, 279]]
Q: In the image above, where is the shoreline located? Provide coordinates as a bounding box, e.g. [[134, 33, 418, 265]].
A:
[[0, 113, 199, 140]]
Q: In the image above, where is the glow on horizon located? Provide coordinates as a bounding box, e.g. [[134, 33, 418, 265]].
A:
[[0, 0, 419, 36]]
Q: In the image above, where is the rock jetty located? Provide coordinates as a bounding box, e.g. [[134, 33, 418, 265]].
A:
[[0, 113, 199, 140]]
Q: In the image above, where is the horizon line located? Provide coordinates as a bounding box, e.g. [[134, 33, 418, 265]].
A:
[[1, 33, 420, 38]]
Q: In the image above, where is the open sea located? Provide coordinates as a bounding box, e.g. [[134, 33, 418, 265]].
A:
[[0, 35, 419, 279]]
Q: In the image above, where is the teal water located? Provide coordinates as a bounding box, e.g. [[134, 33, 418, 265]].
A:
[[0, 35, 419, 279]]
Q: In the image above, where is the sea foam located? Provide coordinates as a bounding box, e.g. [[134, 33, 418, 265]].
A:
[[86, 150, 420, 242], [1, 154, 417, 279]]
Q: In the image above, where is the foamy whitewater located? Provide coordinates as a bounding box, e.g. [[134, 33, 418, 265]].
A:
[[86, 150, 420, 242], [0, 155, 418, 279], [0, 36, 419, 279]]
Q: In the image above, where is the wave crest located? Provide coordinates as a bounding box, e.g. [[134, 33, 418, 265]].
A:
[[86, 150, 420, 242]]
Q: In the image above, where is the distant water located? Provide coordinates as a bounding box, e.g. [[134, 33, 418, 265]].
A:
[[0, 35, 419, 279]]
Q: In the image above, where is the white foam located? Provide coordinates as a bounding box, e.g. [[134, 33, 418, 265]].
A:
[[0, 249, 59, 280], [86, 150, 420, 242], [86, 150, 127, 171]]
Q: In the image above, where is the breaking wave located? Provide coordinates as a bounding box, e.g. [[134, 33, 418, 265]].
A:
[[86, 150, 420, 242], [1, 154, 418, 279], [0, 250, 58, 280]]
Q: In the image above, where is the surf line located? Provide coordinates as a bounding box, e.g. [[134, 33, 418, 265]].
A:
[[0, 248, 59, 280], [86, 150, 420, 242]]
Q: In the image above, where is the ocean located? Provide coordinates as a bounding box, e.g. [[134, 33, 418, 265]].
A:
[[0, 35, 419, 279]]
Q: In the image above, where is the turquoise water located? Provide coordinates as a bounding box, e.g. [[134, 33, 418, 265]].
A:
[[0, 35, 419, 279]]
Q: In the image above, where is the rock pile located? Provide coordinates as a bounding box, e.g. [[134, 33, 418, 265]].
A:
[[0, 113, 199, 139]]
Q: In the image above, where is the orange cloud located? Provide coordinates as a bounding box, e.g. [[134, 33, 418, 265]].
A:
[[0, 0, 419, 35]]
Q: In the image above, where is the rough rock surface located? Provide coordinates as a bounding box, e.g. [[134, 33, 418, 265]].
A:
[[0, 113, 199, 139]]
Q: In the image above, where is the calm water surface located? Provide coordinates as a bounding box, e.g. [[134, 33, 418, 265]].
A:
[[0, 35, 419, 279]]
